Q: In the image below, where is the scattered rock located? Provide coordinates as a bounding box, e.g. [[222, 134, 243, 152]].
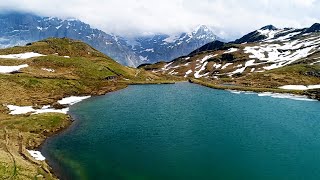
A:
[[51, 102, 67, 109], [303, 71, 320, 78]]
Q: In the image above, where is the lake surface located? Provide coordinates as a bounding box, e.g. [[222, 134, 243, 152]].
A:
[[42, 83, 320, 180]]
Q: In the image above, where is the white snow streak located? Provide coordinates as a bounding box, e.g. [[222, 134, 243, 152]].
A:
[[7, 96, 91, 115], [0, 64, 28, 73], [0, 52, 45, 59], [279, 85, 320, 90], [58, 96, 91, 105]]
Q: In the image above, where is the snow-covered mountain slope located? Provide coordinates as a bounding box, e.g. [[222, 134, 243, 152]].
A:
[[0, 13, 220, 67], [140, 24, 320, 81], [131, 25, 219, 64], [233, 25, 304, 44]]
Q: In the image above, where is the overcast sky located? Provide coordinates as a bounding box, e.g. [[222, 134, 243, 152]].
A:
[[0, 0, 319, 40]]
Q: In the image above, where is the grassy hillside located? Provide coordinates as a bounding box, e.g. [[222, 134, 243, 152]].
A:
[[235, 64, 320, 88], [0, 38, 179, 179]]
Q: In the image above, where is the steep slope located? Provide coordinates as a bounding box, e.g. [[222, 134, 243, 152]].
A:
[[0, 38, 176, 179], [0, 13, 221, 67], [141, 24, 320, 90]]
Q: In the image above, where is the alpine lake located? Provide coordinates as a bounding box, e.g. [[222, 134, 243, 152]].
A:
[[42, 83, 320, 180]]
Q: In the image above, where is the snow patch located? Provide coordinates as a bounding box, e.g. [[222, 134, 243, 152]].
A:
[[245, 60, 256, 67], [194, 62, 208, 78], [56, 24, 63, 29], [228, 60, 257, 76], [200, 54, 217, 63], [144, 48, 154, 52], [185, 70, 193, 77], [27, 150, 46, 161], [213, 63, 222, 69], [279, 85, 320, 90], [0, 52, 45, 59], [163, 34, 179, 43], [223, 48, 238, 54], [6, 105, 69, 115], [41, 68, 55, 72], [162, 62, 174, 71], [7, 96, 90, 115], [228, 90, 316, 101], [266, 32, 301, 42], [221, 63, 233, 70], [229, 67, 246, 76], [244, 42, 316, 70], [139, 56, 148, 61], [257, 29, 281, 40], [257, 92, 316, 101], [7, 105, 35, 115], [228, 90, 241, 94], [310, 60, 320, 65], [58, 96, 91, 105], [0, 64, 28, 73], [184, 62, 191, 66]]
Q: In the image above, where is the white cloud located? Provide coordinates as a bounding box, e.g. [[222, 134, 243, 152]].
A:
[[292, 0, 316, 7], [0, 0, 319, 40]]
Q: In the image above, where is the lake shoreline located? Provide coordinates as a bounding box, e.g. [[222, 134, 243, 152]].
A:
[[34, 79, 319, 179], [39, 82, 320, 179], [189, 79, 320, 101]]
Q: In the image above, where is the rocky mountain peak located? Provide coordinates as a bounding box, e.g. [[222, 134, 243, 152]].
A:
[[305, 23, 320, 33], [260, 25, 278, 31]]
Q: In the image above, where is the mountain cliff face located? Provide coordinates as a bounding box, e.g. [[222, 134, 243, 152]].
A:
[[0, 13, 219, 67]]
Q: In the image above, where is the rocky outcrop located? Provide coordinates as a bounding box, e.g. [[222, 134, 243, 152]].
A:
[[304, 89, 320, 101]]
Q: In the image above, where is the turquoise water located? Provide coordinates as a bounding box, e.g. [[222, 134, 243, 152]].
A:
[[42, 83, 320, 180]]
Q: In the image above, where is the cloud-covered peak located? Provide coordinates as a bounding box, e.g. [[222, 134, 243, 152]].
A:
[[0, 0, 319, 40]]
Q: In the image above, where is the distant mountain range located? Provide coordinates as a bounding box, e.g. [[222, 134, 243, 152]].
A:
[[0, 12, 220, 66]]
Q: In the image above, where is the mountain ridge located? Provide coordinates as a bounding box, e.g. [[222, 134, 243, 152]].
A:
[[0, 12, 220, 67], [140, 23, 320, 91]]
